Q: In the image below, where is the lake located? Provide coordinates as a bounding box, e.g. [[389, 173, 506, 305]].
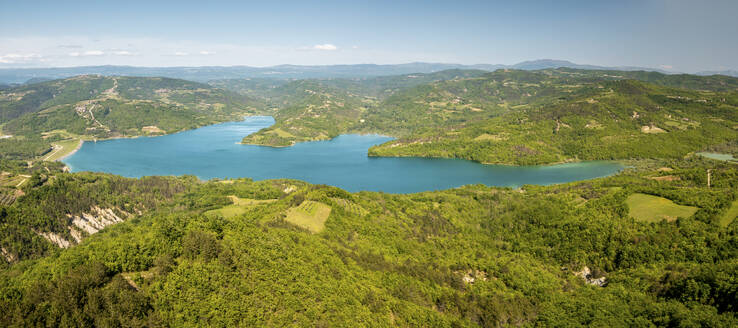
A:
[[63, 116, 624, 193], [697, 152, 737, 162]]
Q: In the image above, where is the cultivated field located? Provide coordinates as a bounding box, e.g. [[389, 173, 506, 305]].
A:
[[284, 200, 331, 233], [204, 195, 277, 218], [330, 197, 368, 216]]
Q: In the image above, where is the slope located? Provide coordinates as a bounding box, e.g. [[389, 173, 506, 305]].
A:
[[0, 157, 736, 326]]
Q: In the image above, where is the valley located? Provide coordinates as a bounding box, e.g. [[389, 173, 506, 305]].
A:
[[3, 2, 737, 326], [0, 66, 736, 327]]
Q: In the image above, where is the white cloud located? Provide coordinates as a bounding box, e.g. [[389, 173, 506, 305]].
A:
[[174, 51, 189, 56], [112, 50, 135, 56], [0, 36, 450, 67], [199, 50, 216, 55], [69, 50, 105, 57], [659, 64, 674, 70], [313, 44, 337, 51], [0, 53, 42, 63], [352, 45, 359, 49]]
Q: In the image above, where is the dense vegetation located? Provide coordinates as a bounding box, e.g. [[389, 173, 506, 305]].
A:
[[0, 155, 736, 326], [0, 172, 194, 263], [369, 79, 738, 164], [1, 68, 737, 326], [220, 69, 738, 165], [0, 75, 260, 163], [227, 70, 487, 146]]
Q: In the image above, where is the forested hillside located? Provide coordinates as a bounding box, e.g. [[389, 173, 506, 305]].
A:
[[222, 69, 738, 165], [0, 75, 260, 161], [0, 75, 258, 138], [213, 70, 488, 146], [0, 68, 737, 327], [0, 155, 736, 326], [369, 78, 738, 164], [240, 80, 371, 146]]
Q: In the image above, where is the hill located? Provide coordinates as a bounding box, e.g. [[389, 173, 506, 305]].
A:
[[0, 156, 736, 326], [0, 68, 736, 326], [0, 75, 260, 161], [228, 69, 738, 164], [369, 77, 738, 164], [0, 60, 670, 84], [236, 70, 487, 146]]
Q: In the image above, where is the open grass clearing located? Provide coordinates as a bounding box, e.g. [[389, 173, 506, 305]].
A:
[[271, 128, 295, 138], [473, 133, 505, 142], [626, 193, 698, 223], [284, 200, 331, 233], [205, 205, 247, 218], [227, 195, 276, 206], [720, 200, 738, 227], [204, 195, 277, 218], [43, 139, 81, 161]]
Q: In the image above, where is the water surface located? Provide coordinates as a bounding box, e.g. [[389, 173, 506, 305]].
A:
[[697, 152, 737, 162], [64, 116, 624, 193]]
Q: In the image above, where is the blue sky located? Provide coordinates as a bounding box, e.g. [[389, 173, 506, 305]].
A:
[[0, 0, 736, 72]]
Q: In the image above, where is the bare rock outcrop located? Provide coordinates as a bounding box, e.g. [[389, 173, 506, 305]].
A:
[[576, 266, 607, 287], [36, 231, 72, 248], [70, 206, 128, 234], [1, 247, 17, 262], [33, 206, 131, 251]]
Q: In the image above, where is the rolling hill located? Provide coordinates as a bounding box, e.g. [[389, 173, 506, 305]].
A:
[[0, 156, 736, 326], [221, 69, 738, 165], [0, 75, 259, 139], [0, 75, 261, 161]]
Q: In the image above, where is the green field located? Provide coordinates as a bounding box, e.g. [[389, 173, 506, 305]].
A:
[[626, 193, 698, 222], [204, 204, 247, 218], [721, 200, 738, 227], [204, 195, 276, 218], [227, 195, 276, 206], [43, 139, 81, 161], [284, 200, 331, 233]]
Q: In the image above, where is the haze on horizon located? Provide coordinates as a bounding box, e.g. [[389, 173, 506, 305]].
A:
[[0, 0, 736, 73]]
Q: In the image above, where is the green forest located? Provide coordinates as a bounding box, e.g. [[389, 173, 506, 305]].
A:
[[0, 156, 736, 326], [0, 75, 260, 161], [0, 68, 736, 326], [218, 69, 738, 166]]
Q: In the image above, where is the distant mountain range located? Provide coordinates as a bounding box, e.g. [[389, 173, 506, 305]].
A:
[[0, 59, 734, 84], [696, 69, 738, 77]]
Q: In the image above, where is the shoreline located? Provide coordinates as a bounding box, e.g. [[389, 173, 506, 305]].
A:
[[57, 139, 84, 162], [56, 114, 259, 161]]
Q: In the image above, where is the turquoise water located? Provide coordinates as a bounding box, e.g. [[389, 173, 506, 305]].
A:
[[697, 152, 737, 162], [63, 116, 624, 193]]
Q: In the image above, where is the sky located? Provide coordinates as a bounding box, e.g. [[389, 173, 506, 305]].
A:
[[0, 0, 736, 72]]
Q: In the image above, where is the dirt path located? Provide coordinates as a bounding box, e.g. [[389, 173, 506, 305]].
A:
[[42, 145, 62, 161], [16, 175, 30, 188], [88, 104, 107, 130]]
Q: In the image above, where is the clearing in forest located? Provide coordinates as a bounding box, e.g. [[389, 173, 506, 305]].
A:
[[204, 195, 276, 218], [720, 200, 738, 227], [284, 200, 331, 233], [44, 139, 82, 161], [626, 193, 698, 222]]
